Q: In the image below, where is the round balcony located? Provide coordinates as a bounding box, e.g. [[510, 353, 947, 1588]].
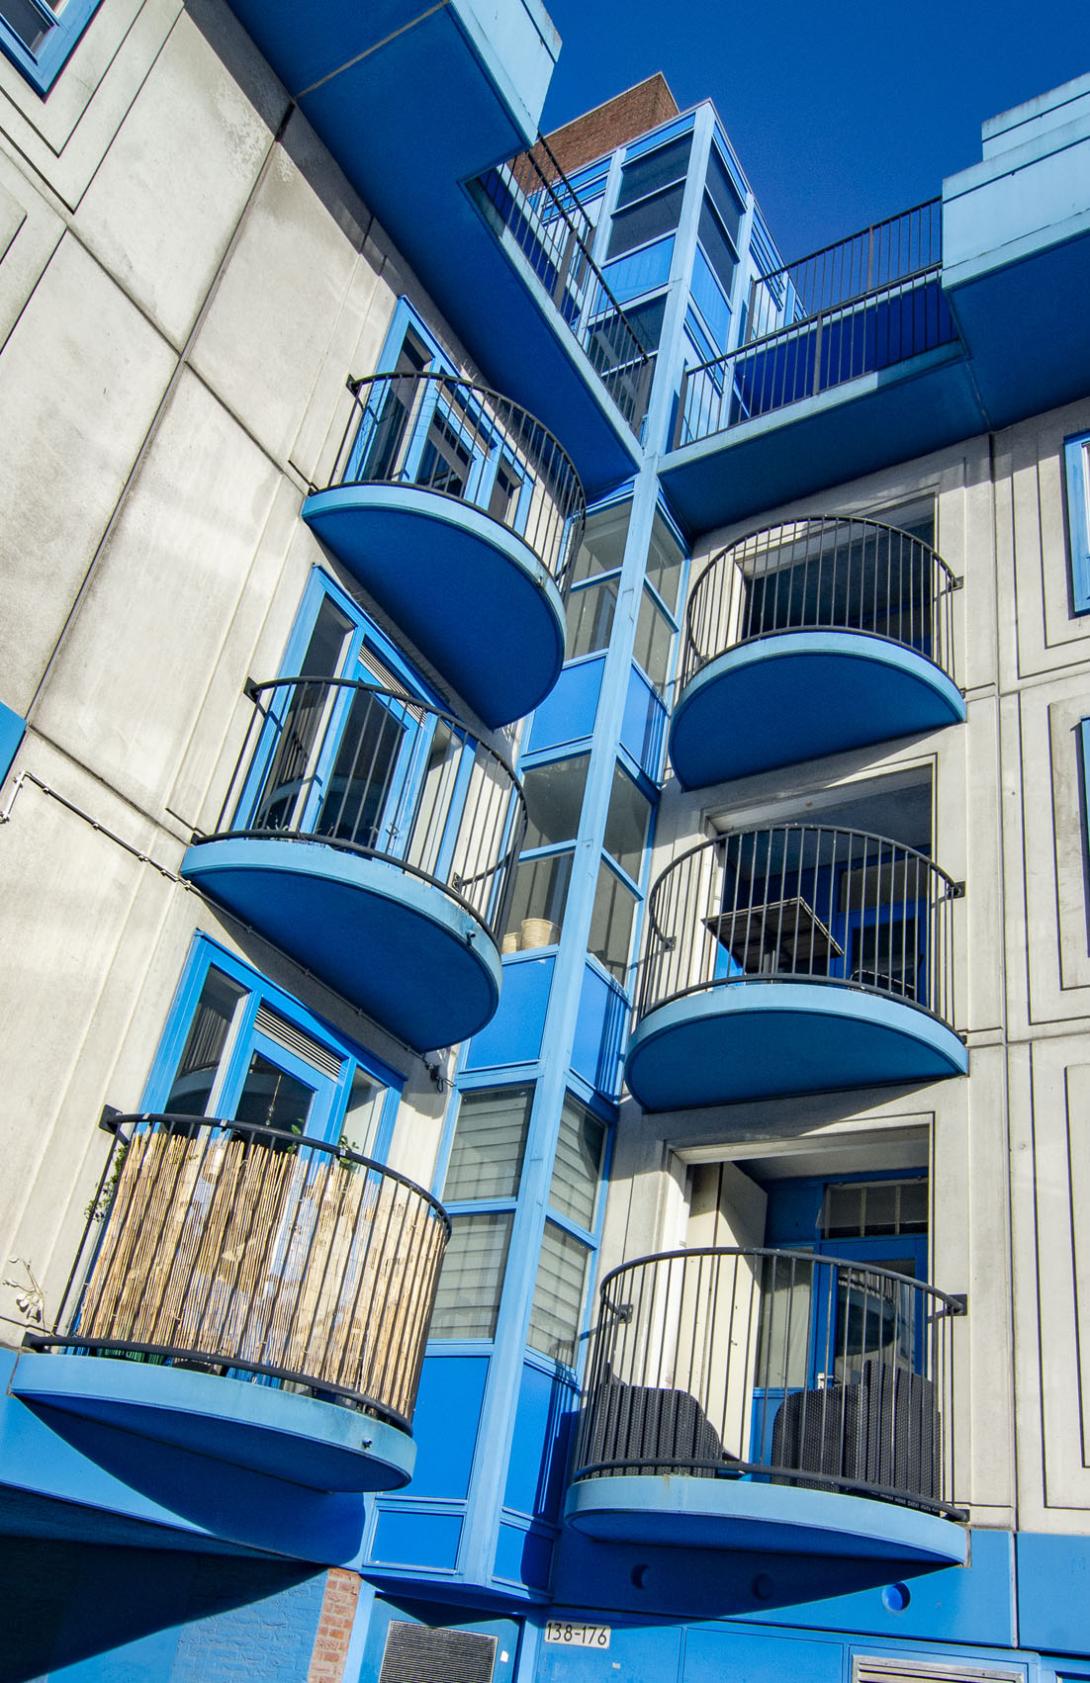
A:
[[669, 518, 965, 790], [565, 1246, 967, 1568], [302, 372, 584, 728], [20, 1117, 449, 1493], [183, 679, 525, 1052], [626, 824, 967, 1110]]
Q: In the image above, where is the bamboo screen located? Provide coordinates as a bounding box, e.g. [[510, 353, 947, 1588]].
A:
[[73, 1124, 449, 1428]]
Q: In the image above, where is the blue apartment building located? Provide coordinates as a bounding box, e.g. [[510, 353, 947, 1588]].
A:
[[1, 3, 1090, 1681]]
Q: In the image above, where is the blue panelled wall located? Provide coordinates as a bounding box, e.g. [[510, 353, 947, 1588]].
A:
[[4, 2, 1090, 1678]]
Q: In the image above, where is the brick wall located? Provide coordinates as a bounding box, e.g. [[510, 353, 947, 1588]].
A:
[[307, 1569, 363, 1683], [541, 74, 680, 177]]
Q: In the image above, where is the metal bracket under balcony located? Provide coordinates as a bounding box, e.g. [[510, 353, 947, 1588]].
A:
[[670, 518, 966, 789], [21, 1118, 450, 1494], [303, 373, 585, 729], [183, 680, 525, 1052], [627, 826, 967, 1110], [566, 1247, 967, 1570]]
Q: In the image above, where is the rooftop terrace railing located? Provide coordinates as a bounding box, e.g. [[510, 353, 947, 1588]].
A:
[[35, 1116, 451, 1429], [674, 200, 959, 447], [210, 679, 527, 944], [474, 134, 654, 433], [682, 516, 961, 691], [572, 1246, 965, 1518], [329, 370, 586, 591], [639, 825, 961, 1030]]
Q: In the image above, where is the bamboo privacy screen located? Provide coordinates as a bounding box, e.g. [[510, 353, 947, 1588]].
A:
[[64, 1118, 450, 1429]]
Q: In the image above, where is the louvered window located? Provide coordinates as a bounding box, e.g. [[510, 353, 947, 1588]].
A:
[[549, 1096, 605, 1232], [380, 1623, 496, 1683]]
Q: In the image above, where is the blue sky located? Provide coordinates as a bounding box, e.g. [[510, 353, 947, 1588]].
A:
[[539, 1, 1089, 258]]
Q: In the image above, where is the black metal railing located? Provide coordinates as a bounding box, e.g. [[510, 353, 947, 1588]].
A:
[[203, 679, 527, 943], [681, 516, 960, 691], [572, 1246, 965, 1518], [328, 370, 586, 592], [639, 826, 961, 1030], [474, 136, 653, 432], [674, 201, 958, 446], [34, 1115, 451, 1430]]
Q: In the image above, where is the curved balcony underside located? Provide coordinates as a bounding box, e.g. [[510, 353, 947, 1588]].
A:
[[14, 1353, 415, 1495], [303, 484, 567, 728], [565, 1473, 966, 1567], [670, 631, 966, 790], [625, 981, 968, 1111], [182, 837, 502, 1052]]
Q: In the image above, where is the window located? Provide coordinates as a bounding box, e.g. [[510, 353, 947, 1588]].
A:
[[822, 1179, 929, 1238], [443, 1086, 532, 1202], [527, 1094, 607, 1365], [148, 939, 400, 1159], [431, 1212, 513, 1340], [503, 844, 573, 951], [1066, 430, 1090, 613], [566, 576, 618, 658], [521, 757, 588, 851], [588, 860, 638, 984], [550, 1096, 606, 1232], [0, 0, 101, 93], [528, 1222, 591, 1363], [603, 763, 651, 881]]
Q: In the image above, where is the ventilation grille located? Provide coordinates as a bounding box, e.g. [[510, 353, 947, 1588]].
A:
[[253, 1005, 342, 1080], [379, 1623, 497, 1683], [854, 1659, 1024, 1683]]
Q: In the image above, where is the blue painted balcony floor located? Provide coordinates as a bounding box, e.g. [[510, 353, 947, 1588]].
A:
[[625, 981, 968, 1111], [304, 483, 567, 730], [670, 632, 966, 789], [182, 837, 502, 1053]]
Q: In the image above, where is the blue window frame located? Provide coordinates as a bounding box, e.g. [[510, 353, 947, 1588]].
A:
[[144, 937, 402, 1159], [346, 300, 536, 537], [1065, 430, 1090, 614], [0, 0, 101, 94]]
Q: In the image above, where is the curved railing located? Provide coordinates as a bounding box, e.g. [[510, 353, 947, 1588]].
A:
[[681, 517, 960, 691], [638, 825, 961, 1029], [572, 1246, 965, 1518], [36, 1116, 451, 1429], [204, 678, 527, 944], [327, 370, 586, 590]]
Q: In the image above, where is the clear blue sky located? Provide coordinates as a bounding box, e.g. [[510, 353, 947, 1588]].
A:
[[539, 1, 1089, 259]]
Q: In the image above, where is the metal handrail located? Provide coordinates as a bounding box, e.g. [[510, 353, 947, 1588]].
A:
[[35, 1115, 451, 1428], [638, 824, 961, 1029], [326, 369, 586, 593], [473, 136, 653, 433], [673, 199, 955, 447], [747, 198, 944, 340], [200, 678, 528, 944], [572, 1244, 965, 1518], [682, 516, 961, 691]]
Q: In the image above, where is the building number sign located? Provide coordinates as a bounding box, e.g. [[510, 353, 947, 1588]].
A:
[[544, 1624, 611, 1649]]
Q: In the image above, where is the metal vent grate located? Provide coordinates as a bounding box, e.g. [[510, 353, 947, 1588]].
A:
[[379, 1623, 497, 1683], [854, 1659, 1024, 1683], [252, 1005, 342, 1080]]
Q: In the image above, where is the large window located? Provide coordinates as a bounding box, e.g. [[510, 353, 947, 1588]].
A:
[[0, 0, 101, 93], [1066, 430, 1090, 614]]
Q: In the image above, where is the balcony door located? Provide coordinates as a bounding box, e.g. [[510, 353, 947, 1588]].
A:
[[162, 966, 341, 1145], [239, 587, 471, 872]]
